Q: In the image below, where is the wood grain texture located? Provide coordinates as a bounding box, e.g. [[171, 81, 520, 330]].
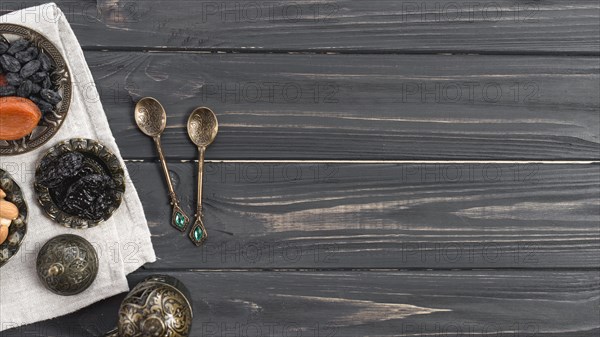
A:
[[6, 270, 599, 337], [1, 0, 599, 53], [117, 162, 600, 269], [85, 52, 600, 160]]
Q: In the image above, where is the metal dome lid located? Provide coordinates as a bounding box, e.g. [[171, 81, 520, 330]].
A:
[[36, 234, 98, 296], [106, 275, 193, 337]]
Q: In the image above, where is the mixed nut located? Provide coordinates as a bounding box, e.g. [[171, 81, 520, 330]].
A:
[[0, 188, 19, 245]]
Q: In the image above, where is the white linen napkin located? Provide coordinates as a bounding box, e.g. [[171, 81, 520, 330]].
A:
[[0, 3, 156, 331]]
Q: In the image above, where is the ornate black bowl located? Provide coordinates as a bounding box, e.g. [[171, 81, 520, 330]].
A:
[[0, 168, 28, 268], [34, 138, 126, 229], [0, 24, 72, 156]]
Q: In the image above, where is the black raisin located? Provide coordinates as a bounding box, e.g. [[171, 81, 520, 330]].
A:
[[31, 83, 41, 94], [29, 96, 54, 114], [20, 60, 41, 79], [38, 152, 85, 188], [42, 76, 52, 89], [60, 174, 118, 220], [5, 72, 23, 86], [6, 39, 29, 55], [37, 53, 54, 71], [0, 41, 8, 54], [15, 47, 39, 63], [0, 54, 21, 73], [30, 71, 47, 83], [40, 89, 62, 105], [16, 80, 33, 97], [0, 86, 16, 96]]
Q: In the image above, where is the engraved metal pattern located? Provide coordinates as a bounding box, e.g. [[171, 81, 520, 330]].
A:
[[34, 138, 126, 229], [110, 275, 193, 337], [0, 169, 28, 268], [134, 98, 166, 137], [134, 97, 191, 232], [187, 107, 218, 148], [36, 234, 98, 296], [0, 24, 72, 156], [187, 107, 218, 246]]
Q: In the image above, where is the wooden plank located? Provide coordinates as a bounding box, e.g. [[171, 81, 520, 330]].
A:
[[87, 52, 600, 160], [6, 270, 599, 336], [113, 162, 600, 269], [1, 0, 599, 53]]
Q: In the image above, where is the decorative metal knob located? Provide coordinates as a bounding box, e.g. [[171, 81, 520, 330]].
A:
[[105, 275, 193, 337], [36, 234, 98, 296]]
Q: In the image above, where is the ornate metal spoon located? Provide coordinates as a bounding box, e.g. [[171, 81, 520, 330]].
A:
[[186, 107, 218, 246], [134, 97, 190, 232]]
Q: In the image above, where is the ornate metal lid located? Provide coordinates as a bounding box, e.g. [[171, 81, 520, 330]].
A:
[[105, 275, 193, 337], [36, 234, 98, 296]]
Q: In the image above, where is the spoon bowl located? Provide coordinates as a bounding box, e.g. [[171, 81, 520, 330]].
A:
[[135, 97, 167, 137], [187, 107, 218, 148]]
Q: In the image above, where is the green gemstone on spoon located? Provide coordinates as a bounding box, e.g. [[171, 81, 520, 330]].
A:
[[193, 226, 203, 242], [175, 212, 186, 228]]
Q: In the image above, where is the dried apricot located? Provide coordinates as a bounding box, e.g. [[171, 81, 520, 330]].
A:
[[0, 96, 42, 140]]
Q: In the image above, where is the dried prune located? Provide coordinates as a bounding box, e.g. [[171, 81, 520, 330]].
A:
[[38, 152, 85, 188], [60, 174, 118, 220], [0, 54, 21, 73]]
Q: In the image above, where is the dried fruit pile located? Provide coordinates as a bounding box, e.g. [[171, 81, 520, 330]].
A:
[[38, 152, 119, 221], [0, 36, 63, 140]]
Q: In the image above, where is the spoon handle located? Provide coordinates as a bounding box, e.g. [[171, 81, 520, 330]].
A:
[[153, 136, 190, 232], [196, 146, 205, 216], [189, 146, 208, 246]]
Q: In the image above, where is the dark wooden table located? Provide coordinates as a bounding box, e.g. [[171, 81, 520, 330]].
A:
[[2, 1, 599, 336]]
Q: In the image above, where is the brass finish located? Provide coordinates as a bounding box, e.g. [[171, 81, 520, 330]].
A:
[[135, 98, 190, 232], [105, 275, 193, 337], [0, 169, 28, 268], [36, 234, 99, 296], [34, 138, 126, 229], [186, 107, 219, 246], [0, 24, 72, 156]]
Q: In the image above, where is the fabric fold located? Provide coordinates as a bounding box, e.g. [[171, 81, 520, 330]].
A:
[[0, 3, 156, 331]]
